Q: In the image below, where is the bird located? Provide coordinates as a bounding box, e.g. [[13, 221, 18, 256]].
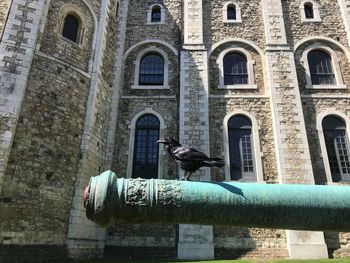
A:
[[156, 137, 225, 180]]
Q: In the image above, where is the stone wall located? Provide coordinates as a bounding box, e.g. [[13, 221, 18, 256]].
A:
[[282, 0, 348, 46], [0, 0, 11, 39], [40, 0, 95, 71], [203, 0, 265, 49], [295, 40, 350, 95], [0, 55, 90, 246], [124, 0, 182, 51]]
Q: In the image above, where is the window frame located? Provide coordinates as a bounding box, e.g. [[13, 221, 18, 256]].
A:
[[217, 48, 256, 89], [132, 47, 169, 89], [299, 1, 321, 23], [147, 4, 166, 25], [223, 110, 264, 182], [301, 45, 346, 90], [223, 2, 242, 23], [59, 5, 87, 46], [127, 109, 166, 179], [317, 111, 350, 183]]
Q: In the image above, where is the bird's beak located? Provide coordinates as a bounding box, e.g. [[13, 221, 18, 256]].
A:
[[156, 139, 166, 144]]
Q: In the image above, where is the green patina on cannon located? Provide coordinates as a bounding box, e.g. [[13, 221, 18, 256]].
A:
[[84, 170, 350, 231]]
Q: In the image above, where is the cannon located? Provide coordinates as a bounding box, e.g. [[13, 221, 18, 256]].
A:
[[84, 170, 350, 231]]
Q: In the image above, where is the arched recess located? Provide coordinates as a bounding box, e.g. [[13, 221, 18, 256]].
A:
[[317, 110, 350, 183], [126, 108, 167, 179], [223, 110, 264, 182]]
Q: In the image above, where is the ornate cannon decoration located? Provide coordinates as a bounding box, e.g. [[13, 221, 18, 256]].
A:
[[84, 170, 350, 231]]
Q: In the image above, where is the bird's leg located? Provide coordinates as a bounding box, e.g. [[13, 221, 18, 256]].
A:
[[181, 171, 187, 181], [186, 172, 192, 181]]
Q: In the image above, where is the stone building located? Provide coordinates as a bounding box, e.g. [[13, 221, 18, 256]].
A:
[[1, 0, 350, 261]]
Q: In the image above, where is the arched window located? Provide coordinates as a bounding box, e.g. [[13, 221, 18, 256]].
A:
[[223, 52, 248, 85], [139, 53, 164, 85], [151, 5, 161, 22], [304, 2, 314, 19], [322, 116, 350, 182], [307, 50, 335, 85], [62, 14, 80, 43], [132, 114, 160, 179], [227, 4, 236, 20], [228, 115, 255, 181]]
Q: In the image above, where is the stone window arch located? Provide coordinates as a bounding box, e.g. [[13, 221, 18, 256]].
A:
[[223, 111, 263, 182], [223, 2, 241, 23], [132, 47, 169, 89], [300, 1, 321, 22], [147, 4, 165, 24], [59, 5, 88, 45], [301, 45, 345, 89], [217, 48, 256, 89], [127, 109, 167, 179], [317, 111, 350, 183]]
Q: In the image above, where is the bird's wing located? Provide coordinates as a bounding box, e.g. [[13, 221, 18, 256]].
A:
[[172, 145, 209, 161]]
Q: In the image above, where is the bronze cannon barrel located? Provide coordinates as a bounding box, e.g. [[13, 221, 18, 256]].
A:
[[84, 170, 350, 231]]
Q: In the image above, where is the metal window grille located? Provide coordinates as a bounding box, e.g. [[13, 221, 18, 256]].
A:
[[308, 50, 335, 85], [323, 116, 350, 182], [139, 54, 164, 85], [228, 115, 255, 180], [132, 115, 160, 179], [223, 53, 248, 85]]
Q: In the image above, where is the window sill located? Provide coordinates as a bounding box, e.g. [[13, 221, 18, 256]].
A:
[[223, 20, 242, 23], [132, 85, 169, 89], [218, 84, 257, 90], [60, 36, 82, 47], [301, 18, 321, 23], [146, 21, 165, 25], [306, 84, 346, 90]]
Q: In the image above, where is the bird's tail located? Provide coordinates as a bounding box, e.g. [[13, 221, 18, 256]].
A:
[[203, 157, 225, 168]]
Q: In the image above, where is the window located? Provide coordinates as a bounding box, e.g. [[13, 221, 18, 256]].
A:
[[322, 116, 350, 182], [132, 114, 160, 179], [147, 4, 165, 24], [151, 5, 161, 22], [139, 53, 164, 85], [223, 2, 241, 23], [224, 52, 248, 85], [227, 4, 236, 20], [304, 2, 314, 19], [300, 1, 321, 22], [62, 14, 80, 42], [307, 50, 335, 85], [228, 115, 255, 181]]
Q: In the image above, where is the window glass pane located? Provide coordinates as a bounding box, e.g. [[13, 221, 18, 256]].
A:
[[132, 115, 160, 179], [223, 52, 248, 85], [62, 14, 79, 42], [139, 54, 164, 85], [308, 50, 335, 85], [304, 3, 314, 19], [227, 5, 236, 20], [322, 115, 350, 182], [228, 115, 254, 180], [151, 6, 161, 22]]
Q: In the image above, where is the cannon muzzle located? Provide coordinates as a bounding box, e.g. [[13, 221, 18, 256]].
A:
[[84, 170, 350, 231]]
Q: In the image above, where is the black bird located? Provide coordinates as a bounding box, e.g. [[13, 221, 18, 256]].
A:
[[156, 137, 225, 180]]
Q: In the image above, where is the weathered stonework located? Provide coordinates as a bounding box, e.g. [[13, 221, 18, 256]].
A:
[[0, 0, 11, 39], [203, 0, 266, 49], [1, 0, 350, 261]]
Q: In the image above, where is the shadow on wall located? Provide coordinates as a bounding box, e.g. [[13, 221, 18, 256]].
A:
[[214, 226, 257, 259]]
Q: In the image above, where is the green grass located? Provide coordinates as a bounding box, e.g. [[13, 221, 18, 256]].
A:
[[77, 258, 350, 263]]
